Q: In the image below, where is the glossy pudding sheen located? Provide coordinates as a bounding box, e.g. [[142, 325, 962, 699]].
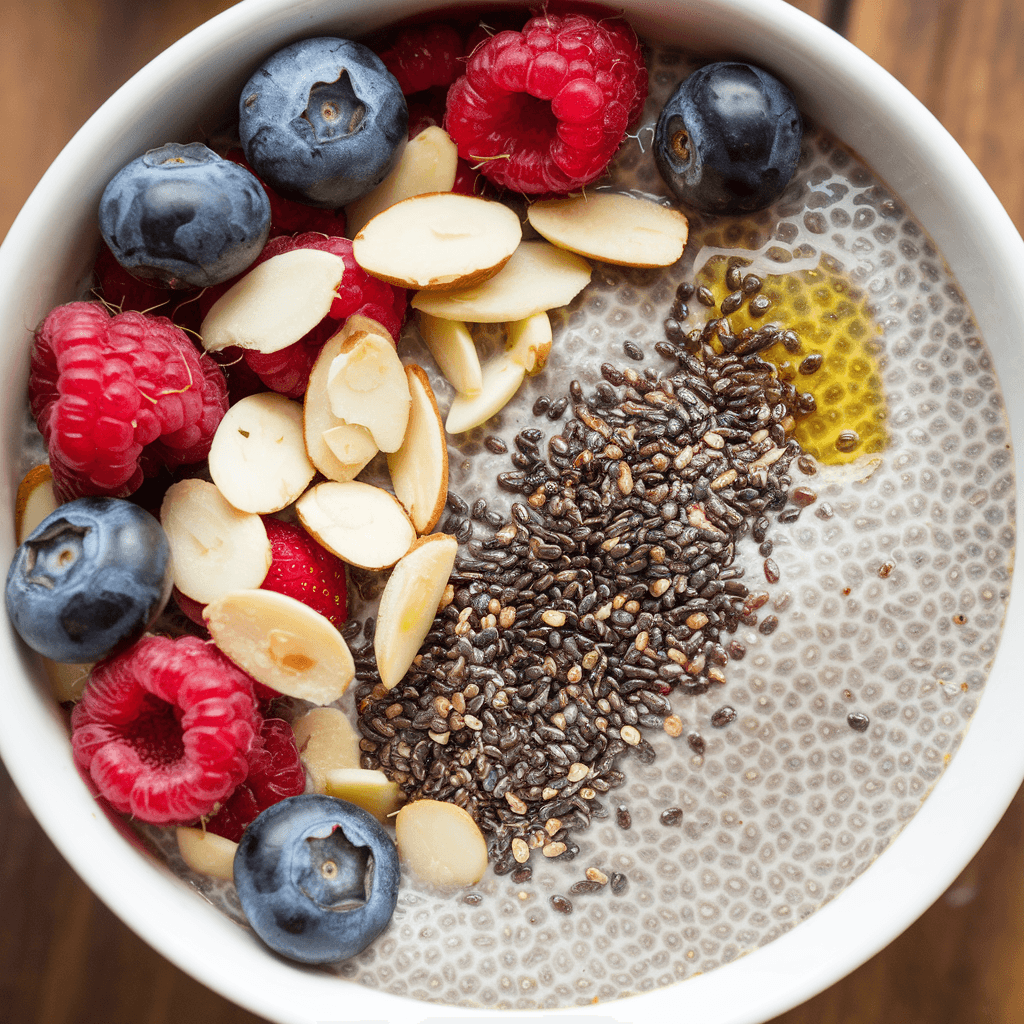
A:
[[11, 18, 1016, 1019]]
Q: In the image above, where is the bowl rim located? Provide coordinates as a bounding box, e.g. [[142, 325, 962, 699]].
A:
[[2, 0, 1024, 1021]]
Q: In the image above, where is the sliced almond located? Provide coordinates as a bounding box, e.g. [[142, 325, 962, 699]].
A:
[[395, 799, 488, 887], [415, 312, 483, 396], [200, 248, 346, 354], [411, 240, 591, 323], [387, 366, 448, 534], [353, 192, 522, 291], [325, 328, 411, 453], [176, 827, 237, 882], [445, 351, 526, 435], [291, 706, 362, 793], [527, 192, 690, 267], [207, 392, 315, 514], [160, 479, 271, 603], [203, 588, 354, 705], [324, 768, 404, 823], [320, 423, 379, 473], [346, 126, 459, 237], [15, 463, 58, 544], [304, 315, 387, 481], [505, 311, 552, 375], [375, 533, 457, 690], [44, 660, 92, 704], [295, 480, 416, 570]]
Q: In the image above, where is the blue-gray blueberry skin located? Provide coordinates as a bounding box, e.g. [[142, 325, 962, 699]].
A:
[[654, 62, 803, 215], [98, 142, 271, 289], [234, 794, 401, 965], [5, 498, 173, 664], [239, 37, 408, 209]]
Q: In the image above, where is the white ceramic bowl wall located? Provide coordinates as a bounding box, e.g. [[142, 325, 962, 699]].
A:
[[1, 1, 1022, 1022]]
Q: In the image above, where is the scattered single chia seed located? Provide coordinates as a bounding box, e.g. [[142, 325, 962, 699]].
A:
[[711, 706, 737, 728], [550, 894, 573, 914], [660, 807, 683, 827], [610, 872, 628, 895], [847, 711, 870, 732], [616, 805, 632, 830]]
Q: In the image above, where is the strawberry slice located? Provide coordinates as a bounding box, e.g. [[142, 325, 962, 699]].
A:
[[260, 516, 348, 628]]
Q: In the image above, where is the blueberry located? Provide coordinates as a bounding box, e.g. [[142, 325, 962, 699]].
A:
[[99, 142, 271, 289], [654, 62, 802, 215], [239, 37, 408, 209], [233, 794, 400, 964], [6, 498, 172, 664]]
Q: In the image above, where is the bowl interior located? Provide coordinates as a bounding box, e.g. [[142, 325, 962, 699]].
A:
[[1, 1, 1023, 1022]]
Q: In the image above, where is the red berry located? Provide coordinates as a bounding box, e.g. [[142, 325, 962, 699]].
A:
[[91, 246, 203, 335], [70, 635, 262, 825], [172, 518, 348, 630], [201, 233, 407, 400], [377, 23, 464, 95], [444, 12, 647, 194], [204, 717, 306, 842], [225, 149, 346, 239], [261, 517, 348, 628], [29, 301, 228, 500]]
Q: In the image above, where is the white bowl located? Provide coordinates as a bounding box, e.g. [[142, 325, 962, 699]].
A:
[[1, 1, 1023, 1022]]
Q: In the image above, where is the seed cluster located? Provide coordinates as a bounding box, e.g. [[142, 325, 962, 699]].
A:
[[355, 316, 811, 870]]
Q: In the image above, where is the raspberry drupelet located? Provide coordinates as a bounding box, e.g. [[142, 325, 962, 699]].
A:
[[444, 12, 648, 194]]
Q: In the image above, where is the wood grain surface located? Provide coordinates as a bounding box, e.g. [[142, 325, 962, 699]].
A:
[[2, 1, 1023, 1022]]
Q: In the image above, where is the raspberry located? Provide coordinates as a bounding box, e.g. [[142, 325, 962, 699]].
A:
[[377, 23, 464, 95], [204, 717, 306, 842], [444, 12, 648, 194], [29, 301, 229, 500], [201, 233, 407, 399], [225, 150, 347, 239], [91, 246, 203, 336], [261, 516, 349, 627], [70, 635, 262, 825]]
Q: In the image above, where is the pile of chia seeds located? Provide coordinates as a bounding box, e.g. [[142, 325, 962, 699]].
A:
[[353, 310, 816, 872]]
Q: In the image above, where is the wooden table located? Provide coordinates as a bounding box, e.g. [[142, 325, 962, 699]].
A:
[[2, 1, 1023, 1021]]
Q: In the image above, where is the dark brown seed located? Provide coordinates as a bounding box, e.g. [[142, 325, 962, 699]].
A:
[[512, 866, 532, 883], [623, 341, 644, 361], [610, 872, 628, 895], [550, 895, 573, 914], [798, 353, 823, 374], [696, 285, 716, 308], [721, 290, 744, 315], [742, 274, 763, 295], [748, 294, 772, 317], [533, 396, 550, 416], [686, 731, 705, 755], [660, 806, 683, 827], [615, 804, 632, 829], [711, 706, 737, 728], [569, 880, 603, 895], [847, 711, 870, 732], [485, 435, 508, 454], [764, 558, 780, 584], [835, 429, 860, 453], [758, 614, 779, 635]]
